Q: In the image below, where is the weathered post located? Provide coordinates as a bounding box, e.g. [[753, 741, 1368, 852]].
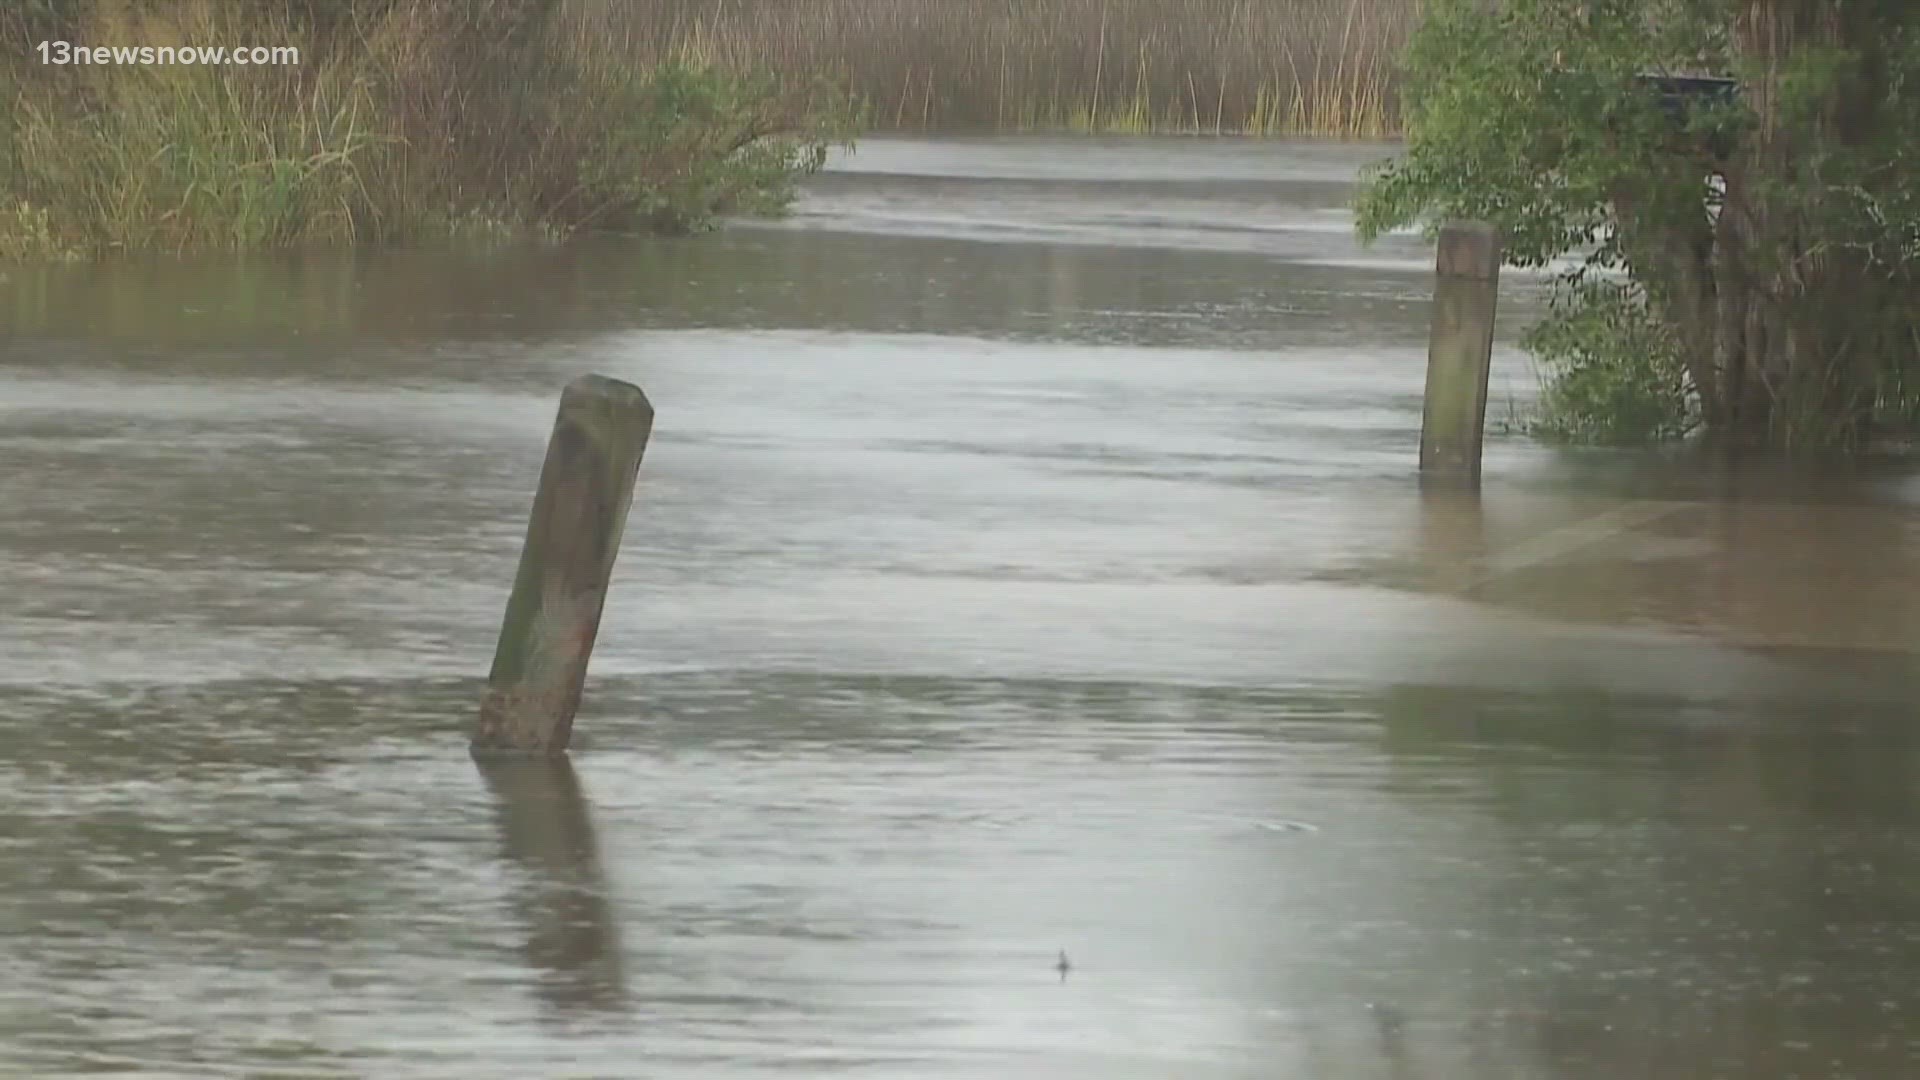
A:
[[473, 374, 653, 754], [1419, 221, 1502, 486]]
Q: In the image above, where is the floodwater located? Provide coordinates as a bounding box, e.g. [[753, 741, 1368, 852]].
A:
[[5, 136, 1920, 1078]]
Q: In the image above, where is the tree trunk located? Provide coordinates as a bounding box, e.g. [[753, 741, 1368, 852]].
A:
[[1717, 0, 1895, 448]]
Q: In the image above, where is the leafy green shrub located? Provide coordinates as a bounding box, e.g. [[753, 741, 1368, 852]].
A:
[[545, 60, 856, 235], [1525, 278, 1698, 445]]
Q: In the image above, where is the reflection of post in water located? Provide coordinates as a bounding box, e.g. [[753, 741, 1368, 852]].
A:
[[1416, 486, 1488, 595], [1368, 1000, 1413, 1080], [475, 754, 627, 1019]]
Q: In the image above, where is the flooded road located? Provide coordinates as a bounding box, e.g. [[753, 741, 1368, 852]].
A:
[[6, 136, 1920, 1077]]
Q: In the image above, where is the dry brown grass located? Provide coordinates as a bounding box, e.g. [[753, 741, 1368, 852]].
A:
[[573, 0, 1422, 137]]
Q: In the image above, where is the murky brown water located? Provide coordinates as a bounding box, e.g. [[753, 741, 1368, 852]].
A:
[[5, 136, 1920, 1078]]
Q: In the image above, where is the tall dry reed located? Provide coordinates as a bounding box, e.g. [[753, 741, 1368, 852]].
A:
[[575, 0, 1421, 137]]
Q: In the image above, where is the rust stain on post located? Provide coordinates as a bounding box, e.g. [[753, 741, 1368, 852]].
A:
[[1420, 221, 1503, 486], [474, 374, 653, 754]]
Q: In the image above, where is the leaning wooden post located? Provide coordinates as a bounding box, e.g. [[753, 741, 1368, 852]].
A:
[[473, 375, 653, 754], [1419, 221, 1502, 486]]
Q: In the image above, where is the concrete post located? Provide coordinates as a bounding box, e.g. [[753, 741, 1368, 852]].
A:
[[473, 374, 653, 753], [1420, 221, 1502, 486]]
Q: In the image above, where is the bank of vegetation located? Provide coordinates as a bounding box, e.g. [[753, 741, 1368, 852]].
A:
[[0, 0, 856, 261], [1360, 0, 1920, 452], [601, 0, 1420, 137]]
